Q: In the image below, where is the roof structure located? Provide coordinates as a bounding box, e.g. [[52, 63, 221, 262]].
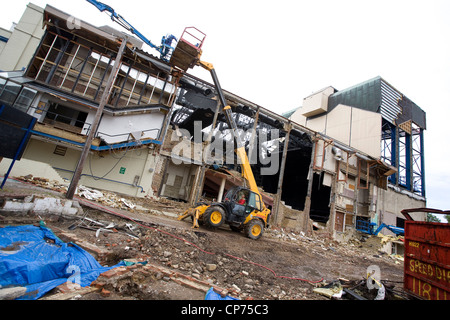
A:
[[328, 76, 426, 129]]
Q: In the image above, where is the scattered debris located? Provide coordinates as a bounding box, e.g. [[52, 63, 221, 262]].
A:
[[0, 287, 27, 300], [17, 175, 68, 193], [343, 287, 367, 300], [313, 281, 343, 299], [76, 185, 137, 210]]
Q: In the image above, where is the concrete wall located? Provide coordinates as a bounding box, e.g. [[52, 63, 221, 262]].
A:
[[300, 86, 335, 117], [289, 110, 307, 127], [0, 157, 66, 184], [0, 3, 44, 71], [294, 104, 381, 159], [377, 186, 427, 225], [349, 107, 381, 158], [4, 138, 159, 198], [0, 28, 13, 57]]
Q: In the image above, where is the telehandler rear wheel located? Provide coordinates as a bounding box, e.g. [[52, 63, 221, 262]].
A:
[[245, 219, 264, 240], [203, 206, 225, 229]]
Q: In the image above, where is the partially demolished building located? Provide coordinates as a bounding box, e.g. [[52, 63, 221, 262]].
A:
[[0, 4, 426, 246]]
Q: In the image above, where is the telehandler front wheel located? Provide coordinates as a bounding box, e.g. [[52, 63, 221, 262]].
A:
[[203, 206, 225, 229], [245, 219, 264, 240]]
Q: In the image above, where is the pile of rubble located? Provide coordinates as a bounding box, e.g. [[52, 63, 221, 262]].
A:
[[16, 175, 68, 193], [16, 175, 138, 211]]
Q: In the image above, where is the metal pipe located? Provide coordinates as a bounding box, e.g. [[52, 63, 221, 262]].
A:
[[83, 53, 101, 96], [46, 38, 71, 84], [30, 128, 161, 151], [148, 72, 160, 104], [137, 73, 150, 105], [72, 48, 93, 93], [94, 56, 113, 101], [35, 35, 58, 80], [127, 70, 140, 105], [60, 44, 81, 88], [114, 61, 134, 107]]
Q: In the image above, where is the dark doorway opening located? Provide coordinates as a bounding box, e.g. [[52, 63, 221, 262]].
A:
[[309, 173, 331, 223]]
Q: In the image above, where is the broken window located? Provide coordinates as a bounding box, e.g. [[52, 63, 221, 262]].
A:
[[44, 102, 88, 133], [0, 80, 21, 106], [0, 80, 37, 113], [13, 87, 37, 113]]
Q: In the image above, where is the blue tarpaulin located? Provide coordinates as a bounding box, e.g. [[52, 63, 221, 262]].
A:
[[204, 287, 239, 300], [0, 223, 123, 300]]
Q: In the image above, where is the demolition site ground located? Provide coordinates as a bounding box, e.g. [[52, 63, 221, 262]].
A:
[[0, 178, 406, 300]]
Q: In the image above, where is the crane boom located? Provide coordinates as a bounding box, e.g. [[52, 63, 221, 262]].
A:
[[86, 0, 176, 61], [171, 29, 270, 238], [199, 61, 262, 207]]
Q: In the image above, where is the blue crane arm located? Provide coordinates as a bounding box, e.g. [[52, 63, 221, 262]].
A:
[[374, 223, 404, 236], [86, 0, 158, 49], [86, 0, 177, 61]]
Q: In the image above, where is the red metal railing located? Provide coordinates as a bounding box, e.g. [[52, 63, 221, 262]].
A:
[[178, 27, 207, 50]]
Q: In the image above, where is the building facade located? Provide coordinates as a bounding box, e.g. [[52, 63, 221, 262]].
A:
[[0, 4, 426, 247]]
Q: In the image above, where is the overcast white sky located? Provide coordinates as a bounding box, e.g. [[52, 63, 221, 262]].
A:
[[1, 0, 450, 215]]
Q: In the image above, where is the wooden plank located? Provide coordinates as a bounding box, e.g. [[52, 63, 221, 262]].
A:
[[41, 286, 100, 300]]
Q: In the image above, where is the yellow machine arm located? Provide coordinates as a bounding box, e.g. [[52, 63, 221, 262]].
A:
[[198, 61, 265, 210]]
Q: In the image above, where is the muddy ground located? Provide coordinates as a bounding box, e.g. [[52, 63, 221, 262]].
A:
[[0, 177, 407, 300]]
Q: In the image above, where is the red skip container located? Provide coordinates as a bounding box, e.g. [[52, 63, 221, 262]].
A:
[[402, 208, 450, 300]]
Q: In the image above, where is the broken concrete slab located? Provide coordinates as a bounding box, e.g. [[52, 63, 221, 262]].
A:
[[33, 198, 80, 216], [0, 287, 27, 300], [2, 201, 35, 212], [0, 196, 83, 217]]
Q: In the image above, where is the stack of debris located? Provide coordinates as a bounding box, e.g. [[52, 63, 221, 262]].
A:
[[76, 185, 137, 210], [17, 175, 68, 193], [313, 277, 409, 300]]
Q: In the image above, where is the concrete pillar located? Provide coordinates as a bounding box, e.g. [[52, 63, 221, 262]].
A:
[[217, 177, 226, 202], [302, 136, 317, 233], [272, 124, 291, 225]]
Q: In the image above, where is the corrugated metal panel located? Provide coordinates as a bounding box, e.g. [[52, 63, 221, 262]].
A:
[[380, 80, 402, 125], [328, 76, 382, 113]]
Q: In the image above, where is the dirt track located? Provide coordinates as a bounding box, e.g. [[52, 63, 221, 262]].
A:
[[0, 177, 405, 300]]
